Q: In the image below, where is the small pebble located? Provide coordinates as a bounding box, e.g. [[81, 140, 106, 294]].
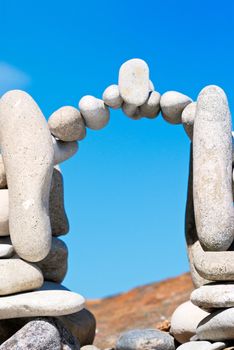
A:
[[160, 91, 192, 124], [140, 91, 161, 118], [48, 106, 86, 142], [119, 58, 150, 106], [102, 85, 123, 109], [79, 95, 110, 130]]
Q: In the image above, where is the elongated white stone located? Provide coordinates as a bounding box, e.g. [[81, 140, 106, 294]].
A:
[[139, 91, 161, 119], [191, 284, 234, 309], [102, 85, 123, 109], [119, 59, 150, 106], [182, 102, 196, 140], [79, 95, 110, 130], [160, 91, 192, 124], [0, 90, 54, 262], [193, 85, 234, 251], [0, 282, 85, 319], [48, 106, 86, 142]]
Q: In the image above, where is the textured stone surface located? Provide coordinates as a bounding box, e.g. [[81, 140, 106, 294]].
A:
[[170, 301, 209, 343], [50, 167, 69, 236], [59, 309, 96, 346], [0, 281, 85, 319], [81, 346, 99, 350], [139, 91, 161, 119], [119, 59, 150, 106], [191, 284, 234, 308], [0, 317, 80, 350], [160, 91, 192, 124], [177, 341, 226, 350], [36, 237, 68, 283], [0, 190, 9, 236], [116, 329, 175, 350], [0, 90, 54, 262], [182, 102, 196, 140], [0, 257, 43, 295], [193, 85, 234, 251], [52, 136, 78, 165], [102, 85, 123, 109], [0, 243, 14, 258], [0, 159, 7, 189], [79, 96, 110, 130], [49, 106, 86, 142], [196, 308, 234, 341]]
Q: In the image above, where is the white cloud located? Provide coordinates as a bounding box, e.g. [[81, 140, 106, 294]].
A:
[[0, 62, 31, 94]]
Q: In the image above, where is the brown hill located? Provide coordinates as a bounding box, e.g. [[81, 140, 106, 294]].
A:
[[87, 273, 193, 349]]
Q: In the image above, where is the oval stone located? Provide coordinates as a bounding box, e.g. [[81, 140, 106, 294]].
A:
[[102, 85, 123, 109], [196, 308, 234, 341], [193, 85, 234, 251], [170, 301, 209, 343], [119, 59, 150, 106], [191, 284, 234, 309], [160, 91, 192, 124], [0, 90, 54, 262], [182, 102, 197, 140], [79, 96, 110, 130], [0, 190, 9, 236], [0, 258, 43, 295], [48, 106, 86, 142]]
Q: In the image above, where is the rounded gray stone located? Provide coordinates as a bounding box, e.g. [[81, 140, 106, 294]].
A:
[[59, 309, 96, 347], [0, 317, 80, 350], [116, 329, 175, 350], [160, 91, 192, 124], [119, 59, 150, 107], [170, 301, 209, 344], [182, 102, 196, 140], [79, 96, 110, 130], [140, 91, 161, 119], [49, 167, 69, 236], [196, 308, 234, 341], [177, 341, 226, 350], [0, 90, 54, 262], [193, 85, 234, 251], [36, 237, 68, 283], [102, 85, 123, 109], [48, 106, 86, 142], [191, 284, 234, 309]]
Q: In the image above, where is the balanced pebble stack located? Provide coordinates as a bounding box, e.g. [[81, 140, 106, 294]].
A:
[[0, 58, 232, 350]]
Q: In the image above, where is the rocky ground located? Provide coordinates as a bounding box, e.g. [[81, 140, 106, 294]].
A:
[[87, 273, 193, 349]]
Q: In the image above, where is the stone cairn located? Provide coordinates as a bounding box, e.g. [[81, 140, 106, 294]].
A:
[[0, 58, 232, 350]]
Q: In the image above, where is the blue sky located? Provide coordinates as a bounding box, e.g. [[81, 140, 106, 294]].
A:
[[1, 0, 234, 298]]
